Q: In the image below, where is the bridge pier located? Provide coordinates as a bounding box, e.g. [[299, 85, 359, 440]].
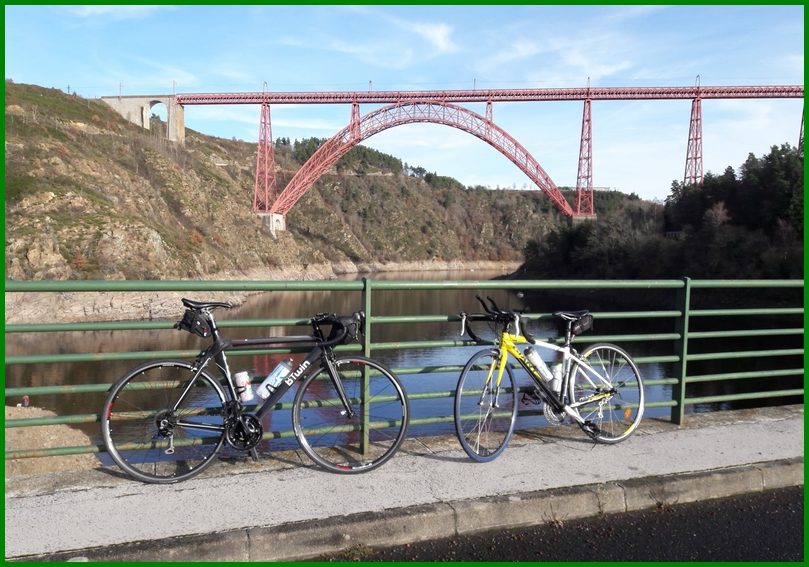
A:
[[101, 95, 185, 144], [259, 213, 286, 235], [571, 213, 597, 224]]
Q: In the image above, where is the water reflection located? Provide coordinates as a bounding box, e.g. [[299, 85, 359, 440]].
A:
[[5, 270, 518, 400], [6, 270, 674, 448]]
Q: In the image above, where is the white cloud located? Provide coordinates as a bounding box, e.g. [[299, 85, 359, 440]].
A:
[[561, 49, 632, 84], [407, 22, 458, 53], [277, 11, 455, 69], [63, 6, 167, 21], [601, 5, 667, 24], [344, 7, 459, 56], [187, 106, 345, 133], [369, 123, 477, 151], [325, 38, 415, 70], [478, 26, 635, 86], [110, 55, 199, 91], [209, 64, 255, 86], [478, 39, 545, 71], [184, 106, 261, 126], [274, 117, 345, 131]]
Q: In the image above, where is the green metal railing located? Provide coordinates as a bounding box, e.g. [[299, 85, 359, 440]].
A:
[[4, 278, 804, 461]]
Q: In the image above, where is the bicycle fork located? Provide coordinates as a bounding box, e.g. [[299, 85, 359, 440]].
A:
[[478, 351, 508, 409], [322, 354, 356, 419]]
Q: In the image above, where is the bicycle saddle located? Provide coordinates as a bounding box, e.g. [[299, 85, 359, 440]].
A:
[[181, 298, 234, 310]]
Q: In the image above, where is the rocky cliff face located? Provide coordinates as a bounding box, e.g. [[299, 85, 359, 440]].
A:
[[5, 83, 344, 281], [5, 81, 559, 284]]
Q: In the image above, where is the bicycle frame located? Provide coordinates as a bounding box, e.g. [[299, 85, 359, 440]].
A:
[[102, 301, 411, 483], [491, 328, 619, 426], [172, 315, 354, 434], [455, 296, 644, 462]]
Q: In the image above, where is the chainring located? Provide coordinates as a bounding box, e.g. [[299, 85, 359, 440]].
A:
[[225, 414, 263, 451], [542, 401, 566, 425]]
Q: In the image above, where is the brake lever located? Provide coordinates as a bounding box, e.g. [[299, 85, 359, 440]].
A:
[[475, 295, 492, 315], [352, 312, 365, 342], [515, 291, 529, 314], [459, 312, 467, 337], [513, 313, 522, 337]]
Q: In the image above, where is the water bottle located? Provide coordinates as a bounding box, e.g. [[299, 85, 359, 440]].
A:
[[524, 347, 553, 382], [550, 363, 563, 394], [233, 371, 254, 403], [256, 358, 294, 400]]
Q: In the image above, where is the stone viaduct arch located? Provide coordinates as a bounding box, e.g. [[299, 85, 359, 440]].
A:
[[270, 101, 576, 218], [101, 95, 185, 143]]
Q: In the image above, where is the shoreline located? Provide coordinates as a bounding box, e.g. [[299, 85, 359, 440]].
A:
[[5, 260, 522, 324]]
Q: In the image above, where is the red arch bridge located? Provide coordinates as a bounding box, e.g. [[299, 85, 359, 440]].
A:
[[174, 85, 804, 227]]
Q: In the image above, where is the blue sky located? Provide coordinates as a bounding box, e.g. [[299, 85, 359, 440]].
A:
[[4, 4, 804, 202]]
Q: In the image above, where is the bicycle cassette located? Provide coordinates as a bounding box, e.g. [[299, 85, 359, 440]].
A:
[[225, 414, 263, 451]]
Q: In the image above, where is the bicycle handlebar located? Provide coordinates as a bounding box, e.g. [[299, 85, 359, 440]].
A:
[[459, 295, 538, 345], [311, 311, 364, 347]]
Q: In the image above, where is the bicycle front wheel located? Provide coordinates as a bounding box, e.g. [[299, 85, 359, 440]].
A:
[[569, 343, 644, 443], [454, 349, 517, 462], [101, 360, 227, 483], [292, 356, 409, 474]]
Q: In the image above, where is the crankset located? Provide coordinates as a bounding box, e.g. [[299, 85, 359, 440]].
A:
[[542, 401, 566, 425], [522, 387, 566, 425], [225, 413, 263, 451]]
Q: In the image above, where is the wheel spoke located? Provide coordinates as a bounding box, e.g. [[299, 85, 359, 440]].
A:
[[102, 362, 226, 483], [293, 357, 408, 473], [454, 350, 517, 462], [569, 344, 644, 443]]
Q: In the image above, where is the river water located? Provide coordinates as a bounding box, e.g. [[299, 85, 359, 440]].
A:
[[7, 269, 678, 452]]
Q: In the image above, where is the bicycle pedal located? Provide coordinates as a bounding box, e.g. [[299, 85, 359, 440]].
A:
[[581, 420, 601, 438]]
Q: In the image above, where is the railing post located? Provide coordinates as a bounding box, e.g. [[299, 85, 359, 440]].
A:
[[671, 277, 691, 425], [362, 277, 372, 358], [360, 277, 372, 453]]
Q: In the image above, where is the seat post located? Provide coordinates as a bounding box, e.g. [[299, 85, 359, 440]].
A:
[[206, 310, 222, 340], [564, 321, 573, 346]]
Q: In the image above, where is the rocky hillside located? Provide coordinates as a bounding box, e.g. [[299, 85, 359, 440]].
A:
[[5, 81, 568, 281]]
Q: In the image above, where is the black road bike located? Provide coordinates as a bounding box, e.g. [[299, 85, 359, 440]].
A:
[[101, 299, 410, 483]]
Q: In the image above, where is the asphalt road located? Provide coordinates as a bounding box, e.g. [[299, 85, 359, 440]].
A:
[[317, 485, 804, 562]]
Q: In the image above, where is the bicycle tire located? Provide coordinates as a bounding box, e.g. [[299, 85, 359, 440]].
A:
[[568, 343, 645, 443], [101, 360, 227, 483], [454, 349, 517, 462], [292, 355, 409, 474]]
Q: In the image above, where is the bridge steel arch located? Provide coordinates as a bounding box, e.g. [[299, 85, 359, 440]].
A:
[[269, 101, 577, 217]]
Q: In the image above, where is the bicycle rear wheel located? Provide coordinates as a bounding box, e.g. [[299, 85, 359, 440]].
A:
[[454, 349, 517, 462], [569, 343, 644, 443], [292, 356, 409, 474], [101, 360, 227, 483]]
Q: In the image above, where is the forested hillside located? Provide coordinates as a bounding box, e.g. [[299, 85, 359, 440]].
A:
[[8, 81, 795, 283], [523, 144, 803, 279], [5, 81, 579, 281]]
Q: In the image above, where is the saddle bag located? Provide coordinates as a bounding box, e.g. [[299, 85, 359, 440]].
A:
[[571, 313, 594, 336], [175, 309, 211, 338]]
